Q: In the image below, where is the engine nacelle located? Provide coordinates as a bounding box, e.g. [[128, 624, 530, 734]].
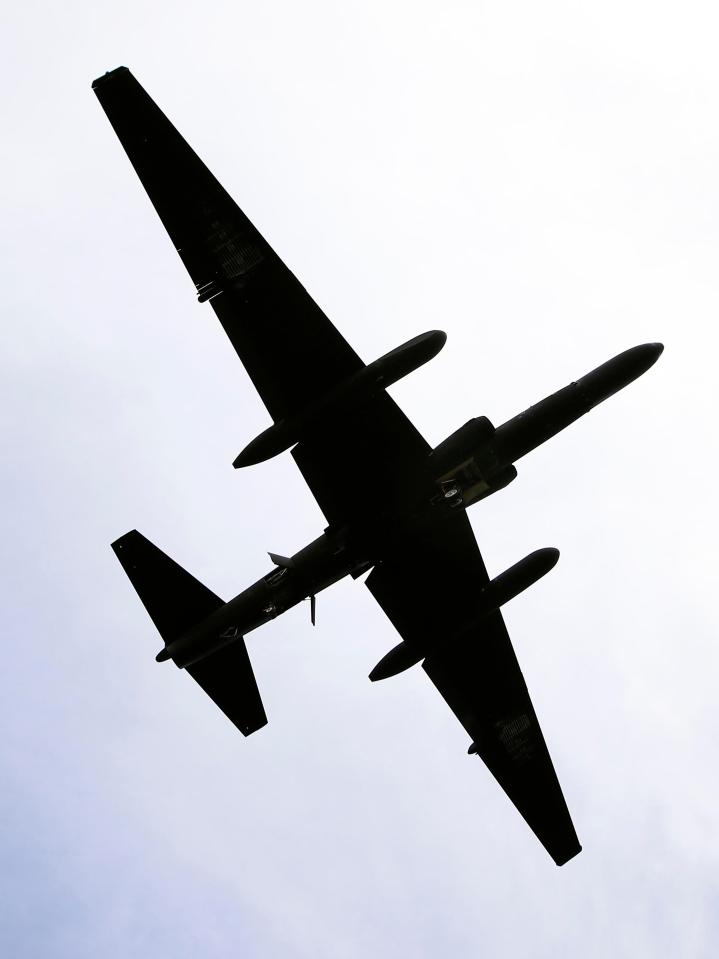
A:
[[430, 416, 495, 476], [430, 416, 517, 507]]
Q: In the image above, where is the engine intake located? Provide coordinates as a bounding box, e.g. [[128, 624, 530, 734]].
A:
[[430, 417, 517, 507]]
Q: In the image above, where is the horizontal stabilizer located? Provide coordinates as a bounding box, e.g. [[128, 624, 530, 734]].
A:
[[111, 530, 267, 736], [112, 530, 223, 643], [187, 640, 267, 736]]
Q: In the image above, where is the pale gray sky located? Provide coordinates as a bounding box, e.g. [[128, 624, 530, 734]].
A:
[[2, 2, 718, 957]]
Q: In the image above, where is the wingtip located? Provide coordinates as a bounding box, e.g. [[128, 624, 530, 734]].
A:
[[554, 843, 582, 866], [110, 529, 140, 553], [92, 66, 130, 90], [240, 716, 269, 737]]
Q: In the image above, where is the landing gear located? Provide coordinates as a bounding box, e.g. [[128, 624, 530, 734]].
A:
[[441, 481, 464, 509]]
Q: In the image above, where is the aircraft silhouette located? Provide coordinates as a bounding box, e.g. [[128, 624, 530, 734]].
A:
[[95, 67, 662, 865]]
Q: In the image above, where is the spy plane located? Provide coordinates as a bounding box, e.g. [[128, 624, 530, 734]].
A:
[[95, 67, 662, 866]]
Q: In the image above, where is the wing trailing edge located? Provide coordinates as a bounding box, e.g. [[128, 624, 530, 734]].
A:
[[366, 512, 581, 865]]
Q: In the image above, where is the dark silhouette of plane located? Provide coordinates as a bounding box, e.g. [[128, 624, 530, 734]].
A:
[[94, 67, 663, 866]]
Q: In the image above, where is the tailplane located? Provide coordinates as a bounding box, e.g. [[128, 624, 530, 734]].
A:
[[112, 530, 223, 643], [111, 531, 267, 735]]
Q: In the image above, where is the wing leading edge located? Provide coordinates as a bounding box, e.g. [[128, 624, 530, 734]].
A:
[[93, 66, 363, 422], [93, 67, 431, 527], [366, 511, 581, 865]]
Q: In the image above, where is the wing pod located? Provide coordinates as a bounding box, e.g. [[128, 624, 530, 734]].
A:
[[477, 547, 559, 615], [369, 548, 559, 681], [234, 330, 446, 467], [369, 640, 425, 682]]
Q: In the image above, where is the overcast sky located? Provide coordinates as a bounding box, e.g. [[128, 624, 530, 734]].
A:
[[2, 1, 718, 956]]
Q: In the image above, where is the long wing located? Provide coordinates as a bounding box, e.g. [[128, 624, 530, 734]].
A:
[[93, 66, 361, 420], [93, 67, 430, 526], [366, 511, 581, 865]]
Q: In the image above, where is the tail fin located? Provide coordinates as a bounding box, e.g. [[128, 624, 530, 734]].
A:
[[111, 531, 267, 736]]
